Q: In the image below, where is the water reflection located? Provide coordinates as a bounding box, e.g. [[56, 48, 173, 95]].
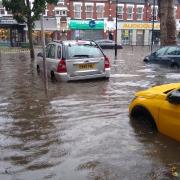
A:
[[0, 48, 180, 180]]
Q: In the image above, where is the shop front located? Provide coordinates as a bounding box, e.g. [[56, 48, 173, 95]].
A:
[[0, 18, 25, 47], [118, 22, 160, 45], [68, 20, 105, 40], [25, 18, 58, 45]]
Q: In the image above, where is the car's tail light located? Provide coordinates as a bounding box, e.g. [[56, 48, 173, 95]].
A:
[[57, 58, 67, 73], [104, 56, 110, 69]]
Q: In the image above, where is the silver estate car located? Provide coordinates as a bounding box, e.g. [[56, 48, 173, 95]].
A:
[[36, 40, 110, 81]]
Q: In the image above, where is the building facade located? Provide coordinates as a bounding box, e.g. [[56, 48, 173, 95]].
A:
[[0, 0, 179, 46]]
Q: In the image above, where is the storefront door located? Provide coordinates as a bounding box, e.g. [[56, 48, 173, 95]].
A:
[[136, 30, 144, 45]]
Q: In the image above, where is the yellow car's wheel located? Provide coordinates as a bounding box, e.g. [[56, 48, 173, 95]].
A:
[[130, 105, 157, 130]]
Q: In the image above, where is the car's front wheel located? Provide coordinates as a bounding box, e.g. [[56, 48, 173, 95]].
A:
[[143, 58, 149, 62], [130, 106, 157, 130]]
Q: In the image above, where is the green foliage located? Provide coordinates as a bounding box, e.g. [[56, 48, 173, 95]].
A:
[[2, 0, 58, 23]]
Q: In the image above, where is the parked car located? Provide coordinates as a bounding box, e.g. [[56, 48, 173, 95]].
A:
[[129, 83, 180, 141], [143, 45, 180, 69], [95, 39, 123, 49], [36, 40, 110, 81]]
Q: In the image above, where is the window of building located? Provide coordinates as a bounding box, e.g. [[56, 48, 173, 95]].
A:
[[85, 3, 93, 19], [7, 11, 12, 15], [174, 6, 177, 17], [127, 5, 134, 20], [137, 5, 143, 20], [0, 8, 5, 15], [55, 10, 67, 16], [117, 4, 124, 20], [151, 6, 158, 21], [43, 9, 48, 16], [96, 3, 104, 19], [57, 0, 64, 5], [74, 3, 81, 19]]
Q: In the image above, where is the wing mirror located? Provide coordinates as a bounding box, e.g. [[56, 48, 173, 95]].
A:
[[37, 52, 43, 57], [167, 90, 180, 104]]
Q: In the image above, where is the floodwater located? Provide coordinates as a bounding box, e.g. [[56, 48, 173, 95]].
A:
[[0, 47, 180, 180]]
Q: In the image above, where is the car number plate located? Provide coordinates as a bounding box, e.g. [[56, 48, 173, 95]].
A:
[[78, 64, 96, 70]]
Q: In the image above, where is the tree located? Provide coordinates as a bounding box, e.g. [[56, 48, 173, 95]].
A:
[[2, 0, 58, 59], [158, 0, 177, 45]]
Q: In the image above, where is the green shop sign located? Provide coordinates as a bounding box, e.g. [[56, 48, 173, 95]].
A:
[[69, 20, 104, 30]]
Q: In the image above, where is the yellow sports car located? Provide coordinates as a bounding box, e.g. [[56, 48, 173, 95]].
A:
[[129, 83, 180, 142]]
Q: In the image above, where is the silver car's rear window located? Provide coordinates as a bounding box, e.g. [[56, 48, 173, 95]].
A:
[[66, 44, 104, 59]]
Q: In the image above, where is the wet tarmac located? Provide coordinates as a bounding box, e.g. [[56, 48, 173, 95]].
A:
[[0, 47, 180, 180]]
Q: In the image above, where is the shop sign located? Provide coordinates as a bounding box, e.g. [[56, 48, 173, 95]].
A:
[[89, 20, 96, 28], [0, 19, 17, 24], [120, 23, 160, 30], [69, 20, 104, 30]]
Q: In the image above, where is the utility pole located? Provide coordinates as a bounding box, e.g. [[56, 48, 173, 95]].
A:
[[151, 0, 155, 53], [40, 14, 48, 91], [115, 0, 118, 59]]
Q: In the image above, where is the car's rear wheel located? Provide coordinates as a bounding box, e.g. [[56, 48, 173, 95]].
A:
[[51, 71, 56, 81]]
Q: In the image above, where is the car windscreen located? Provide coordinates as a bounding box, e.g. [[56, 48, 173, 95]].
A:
[[66, 44, 104, 59]]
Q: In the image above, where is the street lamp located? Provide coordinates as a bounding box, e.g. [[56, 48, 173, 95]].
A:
[[151, 0, 156, 53], [40, 14, 48, 91], [115, 0, 118, 59]]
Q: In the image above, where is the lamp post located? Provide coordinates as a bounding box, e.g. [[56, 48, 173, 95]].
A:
[[40, 14, 48, 91], [115, 0, 118, 59], [151, 0, 155, 53]]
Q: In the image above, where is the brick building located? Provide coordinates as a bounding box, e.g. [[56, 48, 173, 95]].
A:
[[0, 0, 179, 46]]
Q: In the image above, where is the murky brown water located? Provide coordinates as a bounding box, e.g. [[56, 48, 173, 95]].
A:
[[0, 47, 180, 180]]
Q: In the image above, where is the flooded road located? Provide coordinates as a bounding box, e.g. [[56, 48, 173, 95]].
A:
[[0, 47, 180, 180]]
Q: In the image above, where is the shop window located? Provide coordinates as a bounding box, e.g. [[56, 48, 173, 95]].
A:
[[121, 29, 133, 45], [85, 4, 93, 19], [0, 8, 5, 15], [137, 6, 143, 20], [96, 4, 104, 19], [127, 5, 134, 20], [74, 3, 81, 19], [0, 28, 10, 42], [117, 5, 124, 20]]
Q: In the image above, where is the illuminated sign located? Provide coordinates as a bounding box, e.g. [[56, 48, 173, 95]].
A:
[[120, 23, 160, 30]]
